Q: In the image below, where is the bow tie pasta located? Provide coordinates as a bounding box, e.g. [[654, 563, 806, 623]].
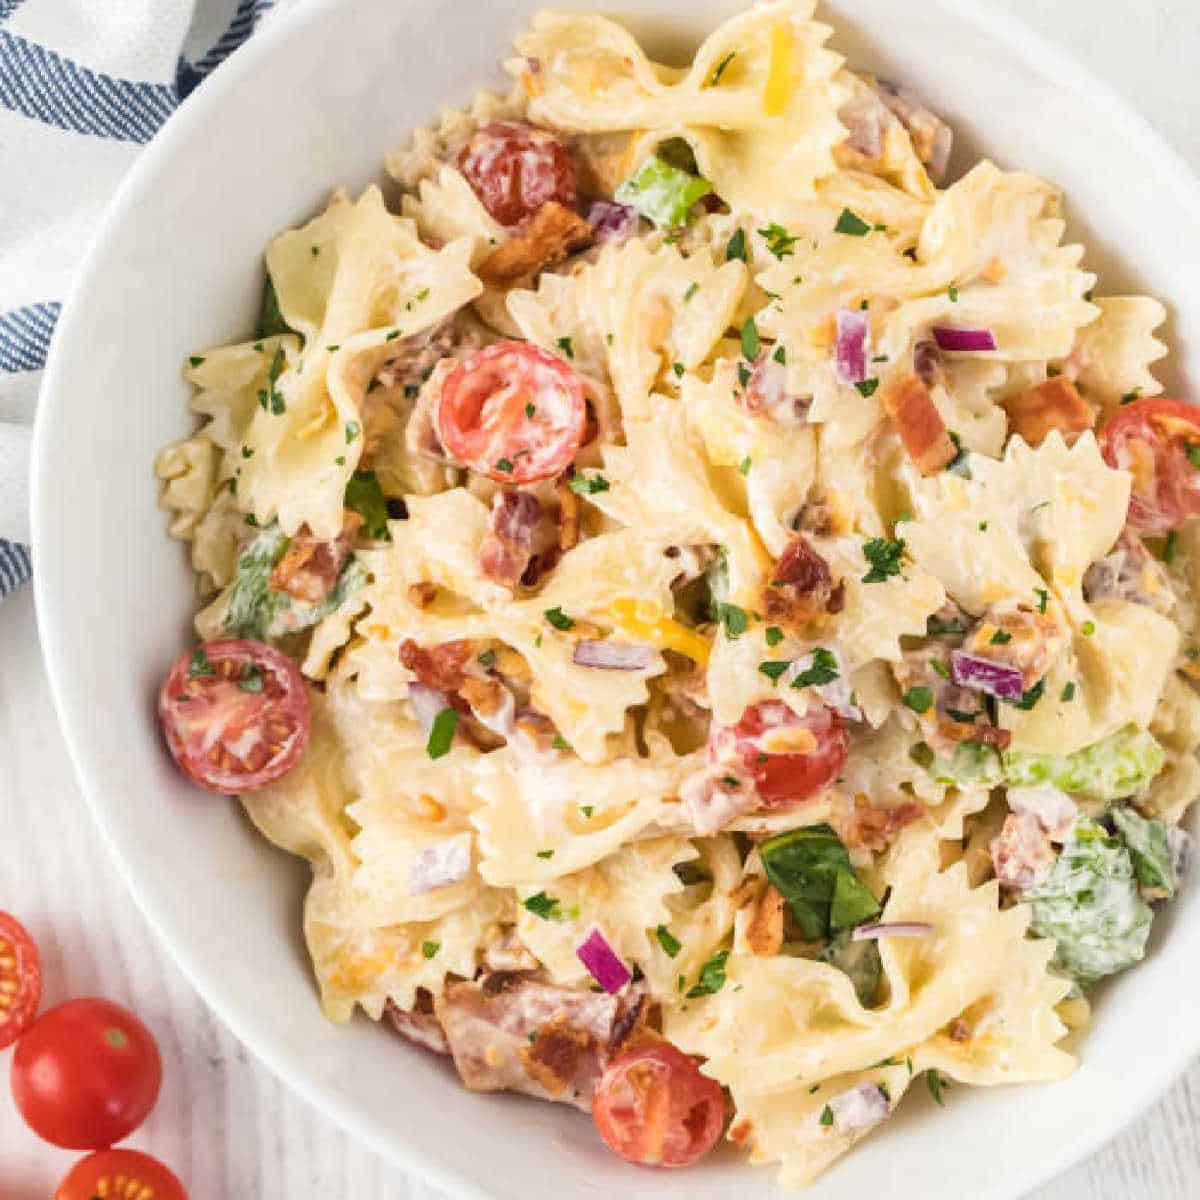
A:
[[154, 0, 1196, 1188]]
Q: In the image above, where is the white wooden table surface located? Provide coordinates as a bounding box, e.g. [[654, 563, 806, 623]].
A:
[[4, 2, 1200, 1196]]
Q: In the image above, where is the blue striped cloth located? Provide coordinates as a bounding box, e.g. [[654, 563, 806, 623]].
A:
[[0, 0, 289, 600]]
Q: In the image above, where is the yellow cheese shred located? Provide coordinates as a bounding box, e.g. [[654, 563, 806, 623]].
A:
[[763, 20, 794, 116], [607, 598, 712, 666]]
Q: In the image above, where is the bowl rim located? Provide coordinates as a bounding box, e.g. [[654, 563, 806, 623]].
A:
[[31, 0, 1200, 1196]]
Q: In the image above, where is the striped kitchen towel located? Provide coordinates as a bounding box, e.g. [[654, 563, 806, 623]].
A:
[[0, 0, 298, 600]]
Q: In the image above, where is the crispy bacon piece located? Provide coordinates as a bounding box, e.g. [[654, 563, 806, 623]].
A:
[[384, 992, 449, 1056], [880, 373, 957, 475], [478, 490, 542, 587], [833, 795, 924, 852], [937, 719, 1012, 750], [1002, 377, 1096, 447], [269, 511, 362, 603], [763, 535, 839, 627], [477, 201, 594, 288], [746, 884, 785, 957], [400, 638, 472, 693], [991, 810, 1055, 892], [436, 973, 647, 1111]]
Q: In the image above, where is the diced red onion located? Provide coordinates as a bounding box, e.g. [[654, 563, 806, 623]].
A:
[[851, 921, 932, 941], [826, 1083, 890, 1131], [408, 833, 473, 895], [573, 640, 656, 671], [835, 308, 871, 385], [932, 326, 997, 352], [838, 93, 886, 160], [950, 651, 1024, 701], [409, 683, 448, 736], [576, 927, 632, 994], [587, 201, 640, 244]]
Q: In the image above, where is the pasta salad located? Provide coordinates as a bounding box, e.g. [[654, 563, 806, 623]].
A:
[[153, 0, 1198, 1185]]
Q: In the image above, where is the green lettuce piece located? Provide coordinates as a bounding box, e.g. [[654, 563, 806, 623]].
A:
[[1111, 805, 1177, 898], [225, 521, 367, 641], [818, 932, 882, 1008], [1003, 727, 1165, 802], [614, 156, 712, 228], [760, 824, 880, 939], [925, 740, 1005, 789], [1025, 817, 1153, 988]]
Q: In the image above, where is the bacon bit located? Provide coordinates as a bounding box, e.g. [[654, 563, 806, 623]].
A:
[[826, 580, 846, 614], [416, 793, 447, 822], [948, 1018, 970, 1043], [557, 476, 580, 553], [408, 581, 438, 609], [730, 1119, 755, 1148], [460, 675, 509, 719], [746, 884, 785, 956], [834, 794, 924, 852], [880, 373, 957, 475], [937, 719, 1012, 750], [269, 511, 362, 602], [1002, 377, 1096, 448], [520, 1014, 595, 1098], [479, 491, 542, 588], [478, 201, 594, 287], [763, 535, 840, 628], [991, 810, 1054, 892], [400, 638, 472, 692]]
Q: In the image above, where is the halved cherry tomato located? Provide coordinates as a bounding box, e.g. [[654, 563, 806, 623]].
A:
[[722, 701, 849, 808], [456, 121, 576, 227], [158, 638, 310, 794], [593, 1040, 726, 1167], [436, 341, 587, 484], [55, 1148, 187, 1200], [0, 912, 41, 1050], [1099, 397, 1200, 533], [11, 997, 162, 1149]]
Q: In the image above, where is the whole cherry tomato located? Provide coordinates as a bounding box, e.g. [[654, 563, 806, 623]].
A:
[[0, 911, 41, 1050], [456, 121, 576, 226], [54, 1148, 187, 1200]]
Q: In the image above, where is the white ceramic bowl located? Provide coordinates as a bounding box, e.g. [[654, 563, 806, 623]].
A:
[[32, 1, 1200, 1196]]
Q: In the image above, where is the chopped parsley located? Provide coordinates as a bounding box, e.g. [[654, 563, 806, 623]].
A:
[[765, 625, 784, 647], [556, 336, 575, 359], [426, 708, 458, 759], [478, 649, 497, 669], [266, 344, 287, 414], [686, 950, 729, 998], [791, 647, 839, 689], [773, 343, 786, 365], [238, 665, 264, 694], [421, 940, 440, 959], [188, 355, 205, 367], [523, 892, 562, 921], [311, 245, 320, 257], [568, 472, 610, 495], [673, 361, 686, 378], [241, 445, 254, 459], [926, 1070, 950, 1106], [716, 602, 749, 640], [1035, 587, 1049, 614], [1007, 678, 1046, 711], [834, 207, 872, 237], [1061, 681, 1077, 702], [854, 378, 879, 398], [758, 223, 799, 259], [738, 455, 752, 475], [1120, 389, 1141, 405], [552, 735, 572, 751], [385, 329, 401, 342], [902, 686, 934, 714], [544, 606, 575, 631], [655, 925, 682, 958], [708, 50, 737, 86], [737, 362, 752, 388], [415, 287, 430, 302], [819, 1105, 834, 1127], [861, 537, 905, 583], [580, 803, 594, 817], [948, 285, 959, 302], [930, 659, 950, 679], [536, 850, 555, 860], [1082, 620, 1096, 636], [188, 647, 214, 678], [525, 402, 535, 418], [990, 629, 1013, 645], [1188, 444, 1200, 470], [978, 520, 988, 532], [759, 660, 790, 684], [684, 281, 700, 302], [740, 315, 760, 361], [725, 228, 747, 262], [495, 457, 515, 474], [344, 421, 361, 444], [945, 430, 970, 476]]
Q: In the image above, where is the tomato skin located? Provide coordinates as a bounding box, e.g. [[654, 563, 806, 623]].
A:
[[436, 341, 587, 484], [456, 121, 576, 227], [55, 1149, 188, 1200], [725, 701, 848, 809], [11, 998, 162, 1149], [1099, 397, 1200, 533], [593, 1040, 726, 1168], [158, 638, 311, 794], [0, 912, 41, 1050]]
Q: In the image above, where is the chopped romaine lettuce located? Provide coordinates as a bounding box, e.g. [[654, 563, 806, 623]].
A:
[[926, 740, 1005, 789], [760, 824, 880, 940], [1025, 817, 1153, 987], [1111, 805, 1178, 898], [818, 932, 882, 1008], [614, 156, 712, 228], [1004, 727, 1165, 802]]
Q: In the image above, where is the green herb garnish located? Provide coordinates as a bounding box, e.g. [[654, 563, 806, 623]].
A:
[[544, 606, 575, 631], [426, 708, 458, 759], [861, 537, 905, 583]]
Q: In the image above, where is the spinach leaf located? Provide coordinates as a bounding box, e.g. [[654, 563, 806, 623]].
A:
[[818, 932, 882, 1007], [257, 275, 296, 339], [1111, 805, 1177, 897], [760, 824, 880, 939], [1025, 817, 1153, 987], [344, 471, 392, 541]]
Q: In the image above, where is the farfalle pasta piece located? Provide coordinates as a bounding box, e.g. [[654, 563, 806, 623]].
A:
[[1072, 295, 1169, 408], [400, 165, 510, 270], [155, 434, 219, 542], [512, 2, 849, 216]]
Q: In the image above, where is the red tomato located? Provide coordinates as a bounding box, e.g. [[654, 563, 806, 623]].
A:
[[157, 638, 310, 794], [456, 121, 576, 227], [436, 341, 587, 484], [593, 1040, 726, 1167], [55, 1149, 187, 1200], [722, 701, 848, 808], [11, 998, 162, 1149], [1099, 397, 1200, 533], [0, 912, 41, 1050]]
